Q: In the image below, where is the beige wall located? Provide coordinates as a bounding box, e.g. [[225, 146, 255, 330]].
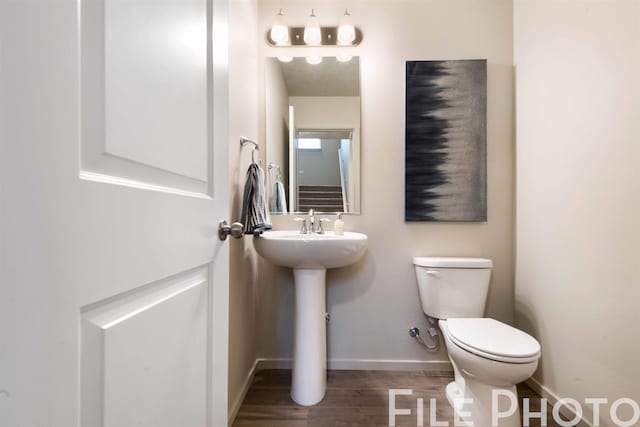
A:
[[290, 96, 361, 130], [514, 1, 640, 425], [228, 0, 260, 420], [257, 0, 514, 367]]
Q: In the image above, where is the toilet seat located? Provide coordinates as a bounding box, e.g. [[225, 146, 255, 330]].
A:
[[445, 318, 541, 364]]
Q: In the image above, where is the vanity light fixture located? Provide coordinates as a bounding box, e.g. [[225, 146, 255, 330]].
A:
[[337, 9, 356, 44], [306, 55, 323, 65], [277, 56, 293, 63], [303, 9, 322, 46], [270, 9, 289, 45], [336, 54, 353, 63], [266, 9, 362, 47]]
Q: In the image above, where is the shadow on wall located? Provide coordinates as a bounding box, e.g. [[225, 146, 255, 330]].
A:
[[327, 251, 376, 359], [257, 248, 375, 359], [514, 298, 544, 380], [232, 145, 247, 219], [256, 257, 294, 356], [328, 250, 376, 305]]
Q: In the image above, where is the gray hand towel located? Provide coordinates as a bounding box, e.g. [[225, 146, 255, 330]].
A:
[[240, 163, 272, 234], [271, 180, 288, 214]]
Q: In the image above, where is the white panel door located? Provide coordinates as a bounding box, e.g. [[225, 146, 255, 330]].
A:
[[0, 0, 230, 426]]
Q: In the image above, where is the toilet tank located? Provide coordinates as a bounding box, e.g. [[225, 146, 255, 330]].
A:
[[413, 257, 493, 319]]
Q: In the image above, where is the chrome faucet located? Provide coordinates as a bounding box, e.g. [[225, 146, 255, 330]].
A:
[[308, 209, 316, 233], [294, 217, 308, 234], [294, 209, 330, 234]]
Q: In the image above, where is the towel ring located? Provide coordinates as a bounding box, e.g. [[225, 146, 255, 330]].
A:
[[267, 163, 281, 181], [240, 137, 260, 165]]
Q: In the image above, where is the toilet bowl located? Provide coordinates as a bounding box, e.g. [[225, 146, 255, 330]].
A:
[[413, 257, 541, 427], [440, 318, 540, 427]]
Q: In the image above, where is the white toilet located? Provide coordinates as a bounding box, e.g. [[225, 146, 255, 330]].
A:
[[414, 257, 541, 427]]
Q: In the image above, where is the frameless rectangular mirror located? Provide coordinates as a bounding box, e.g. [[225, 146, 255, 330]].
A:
[[265, 57, 361, 214]]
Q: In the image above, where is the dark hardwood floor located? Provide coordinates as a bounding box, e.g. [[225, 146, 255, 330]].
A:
[[232, 369, 561, 427]]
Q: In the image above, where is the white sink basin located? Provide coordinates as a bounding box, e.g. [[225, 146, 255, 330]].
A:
[[253, 229, 368, 406], [253, 230, 368, 269]]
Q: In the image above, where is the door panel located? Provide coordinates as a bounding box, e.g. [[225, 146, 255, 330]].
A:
[[80, 266, 209, 427], [0, 0, 230, 426], [80, 0, 216, 197], [103, 0, 209, 182]]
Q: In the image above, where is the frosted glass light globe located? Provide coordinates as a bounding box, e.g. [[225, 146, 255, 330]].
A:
[[270, 10, 289, 45], [337, 10, 355, 44], [303, 10, 322, 46]]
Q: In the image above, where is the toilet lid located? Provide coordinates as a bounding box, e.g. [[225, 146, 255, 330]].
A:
[[446, 318, 541, 361]]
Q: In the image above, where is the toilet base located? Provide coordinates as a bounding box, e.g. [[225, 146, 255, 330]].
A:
[[445, 380, 522, 427], [446, 382, 472, 427]]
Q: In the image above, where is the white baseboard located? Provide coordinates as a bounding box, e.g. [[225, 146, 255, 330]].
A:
[[254, 357, 291, 370], [228, 358, 259, 426], [525, 377, 593, 427], [255, 357, 452, 372]]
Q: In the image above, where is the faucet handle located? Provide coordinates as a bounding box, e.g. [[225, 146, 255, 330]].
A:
[[317, 218, 331, 234], [294, 218, 308, 234]]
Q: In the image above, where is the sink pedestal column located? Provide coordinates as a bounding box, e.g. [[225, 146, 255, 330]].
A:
[[291, 268, 327, 406]]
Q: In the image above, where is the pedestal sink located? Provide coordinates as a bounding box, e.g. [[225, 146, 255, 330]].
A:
[[253, 230, 368, 405]]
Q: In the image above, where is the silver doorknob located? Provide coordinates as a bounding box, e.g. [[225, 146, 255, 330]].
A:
[[218, 220, 244, 241]]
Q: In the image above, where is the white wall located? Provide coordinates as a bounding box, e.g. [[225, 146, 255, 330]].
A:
[[290, 96, 361, 130], [257, 0, 514, 368], [227, 0, 260, 421], [514, 1, 640, 425]]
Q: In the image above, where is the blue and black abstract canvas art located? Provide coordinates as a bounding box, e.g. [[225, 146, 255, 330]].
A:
[[405, 59, 487, 222]]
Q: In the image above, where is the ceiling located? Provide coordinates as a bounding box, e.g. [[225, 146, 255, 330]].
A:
[[278, 57, 360, 97]]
